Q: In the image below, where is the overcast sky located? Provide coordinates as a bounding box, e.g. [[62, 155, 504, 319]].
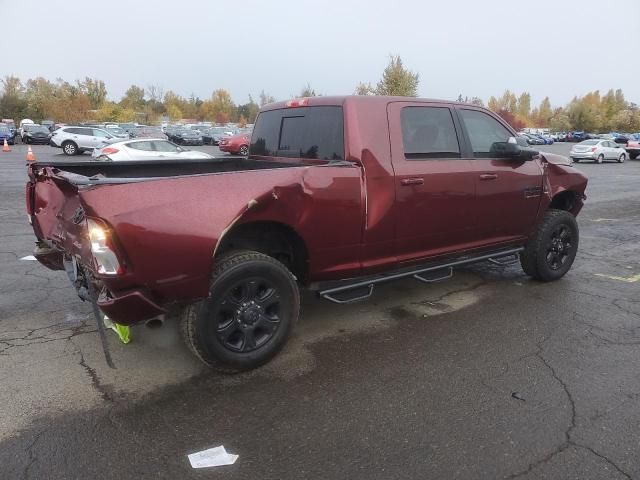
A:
[[4, 0, 639, 107]]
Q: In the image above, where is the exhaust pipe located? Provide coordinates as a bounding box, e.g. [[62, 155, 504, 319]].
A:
[[145, 317, 164, 329]]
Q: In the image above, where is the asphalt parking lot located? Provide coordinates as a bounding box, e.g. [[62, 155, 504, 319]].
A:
[[1, 143, 639, 479]]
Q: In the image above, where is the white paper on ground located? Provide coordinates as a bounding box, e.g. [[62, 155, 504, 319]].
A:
[[188, 446, 238, 468], [20, 255, 37, 261]]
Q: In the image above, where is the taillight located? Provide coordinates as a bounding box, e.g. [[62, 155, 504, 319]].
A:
[[86, 218, 123, 275], [591, 147, 597, 152], [285, 97, 309, 108], [101, 147, 119, 155]]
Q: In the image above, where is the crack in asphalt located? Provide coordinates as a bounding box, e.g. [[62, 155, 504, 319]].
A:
[[70, 338, 115, 404], [22, 428, 47, 480], [505, 342, 632, 479]]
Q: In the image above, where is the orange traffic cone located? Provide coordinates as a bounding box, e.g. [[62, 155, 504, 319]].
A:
[[2, 139, 10, 152], [26, 145, 35, 162]]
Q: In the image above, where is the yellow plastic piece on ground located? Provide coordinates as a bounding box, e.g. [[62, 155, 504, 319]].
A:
[[103, 316, 131, 344]]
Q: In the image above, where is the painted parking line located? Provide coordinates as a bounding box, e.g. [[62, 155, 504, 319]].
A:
[[595, 273, 640, 283]]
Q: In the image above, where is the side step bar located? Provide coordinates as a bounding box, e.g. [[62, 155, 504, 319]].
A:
[[318, 247, 524, 304]]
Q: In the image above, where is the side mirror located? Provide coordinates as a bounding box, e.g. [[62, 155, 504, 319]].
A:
[[490, 137, 539, 160]]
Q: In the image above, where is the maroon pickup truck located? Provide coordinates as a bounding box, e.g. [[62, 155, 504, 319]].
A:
[[26, 96, 588, 370]]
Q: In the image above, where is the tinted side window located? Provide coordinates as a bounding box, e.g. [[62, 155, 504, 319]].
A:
[[400, 107, 460, 159], [78, 128, 93, 136], [152, 141, 180, 152], [459, 109, 513, 158], [250, 106, 344, 160]]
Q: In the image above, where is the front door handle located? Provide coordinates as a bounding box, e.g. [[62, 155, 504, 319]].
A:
[[479, 174, 498, 180], [400, 177, 424, 186]]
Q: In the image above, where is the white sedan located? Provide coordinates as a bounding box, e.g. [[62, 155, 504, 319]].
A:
[[570, 139, 627, 164], [92, 138, 214, 161]]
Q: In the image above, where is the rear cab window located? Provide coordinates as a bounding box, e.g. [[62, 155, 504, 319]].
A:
[[250, 106, 344, 160]]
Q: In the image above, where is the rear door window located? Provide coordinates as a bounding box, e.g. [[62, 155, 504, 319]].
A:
[[400, 107, 460, 159], [459, 109, 513, 158], [250, 106, 344, 160], [128, 141, 154, 151]]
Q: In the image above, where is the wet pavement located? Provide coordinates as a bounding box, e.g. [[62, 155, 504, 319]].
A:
[[1, 144, 639, 479]]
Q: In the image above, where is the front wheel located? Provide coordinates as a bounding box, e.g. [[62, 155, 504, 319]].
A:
[[181, 250, 300, 371], [596, 154, 604, 164], [618, 153, 626, 163], [521, 209, 579, 282]]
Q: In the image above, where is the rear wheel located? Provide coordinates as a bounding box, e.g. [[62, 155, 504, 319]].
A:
[[618, 153, 626, 163], [573, 158, 580, 163], [596, 154, 604, 164], [181, 250, 300, 371], [62, 141, 78, 155], [521, 209, 579, 282], [630, 152, 638, 160], [239, 145, 249, 156]]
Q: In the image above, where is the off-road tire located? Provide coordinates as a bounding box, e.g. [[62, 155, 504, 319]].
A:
[[520, 209, 579, 282], [180, 250, 300, 371]]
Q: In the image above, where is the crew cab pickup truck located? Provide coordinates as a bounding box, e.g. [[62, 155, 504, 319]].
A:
[[26, 96, 588, 370]]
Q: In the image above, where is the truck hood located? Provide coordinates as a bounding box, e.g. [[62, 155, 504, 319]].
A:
[[540, 151, 573, 166]]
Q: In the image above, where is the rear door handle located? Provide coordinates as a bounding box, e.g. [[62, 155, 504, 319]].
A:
[[400, 177, 424, 186], [479, 174, 498, 180]]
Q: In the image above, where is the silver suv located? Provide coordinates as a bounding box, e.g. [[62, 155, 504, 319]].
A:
[[50, 126, 120, 155]]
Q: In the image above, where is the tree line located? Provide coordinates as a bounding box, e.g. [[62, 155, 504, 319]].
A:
[[1, 55, 638, 132]]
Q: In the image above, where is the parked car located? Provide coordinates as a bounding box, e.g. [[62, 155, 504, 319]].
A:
[[41, 120, 55, 132], [201, 127, 233, 145], [92, 139, 215, 161], [49, 126, 120, 155], [174, 129, 203, 146], [118, 123, 138, 135], [2, 119, 17, 139], [219, 132, 250, 155], [18, 119, 35, 139], [131, 126, 168, 140], [22, 125, 51, 144], [518, 132, 544, 145], [0, 124, 15, 145], [570, 139, 627, 163], [26, 95, 588, 370], [569, 131, 586, 142], [104, 125, 130, 139]]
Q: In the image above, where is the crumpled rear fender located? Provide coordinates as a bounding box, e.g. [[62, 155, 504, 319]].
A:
[[79, 164, 362, 302]]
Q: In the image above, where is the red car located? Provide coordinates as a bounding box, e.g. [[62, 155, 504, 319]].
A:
[[26, 96, 587, 371], [219, 133, 250, 155]]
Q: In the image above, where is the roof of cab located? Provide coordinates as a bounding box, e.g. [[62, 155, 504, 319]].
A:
[[260, 95, 477, 112]]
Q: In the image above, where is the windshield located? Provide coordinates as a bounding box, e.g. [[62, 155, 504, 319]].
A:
[[31, 126, 50, 133], [0, 126, 9, 133]]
